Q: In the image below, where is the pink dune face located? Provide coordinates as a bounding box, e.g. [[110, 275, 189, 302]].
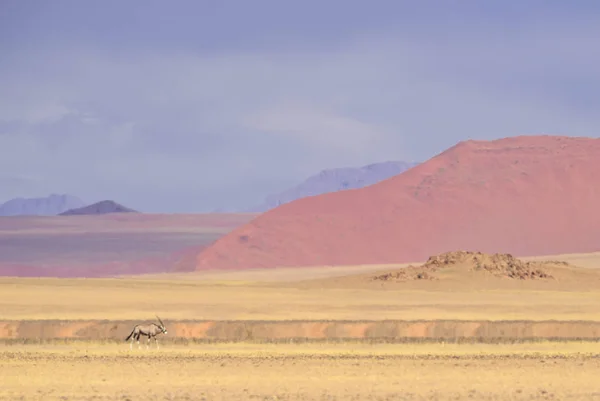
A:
[[195, 135, 600, 271], [0, 213, 256, 277]]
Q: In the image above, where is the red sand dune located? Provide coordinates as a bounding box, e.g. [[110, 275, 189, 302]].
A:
[[196, 135, 600, 270]]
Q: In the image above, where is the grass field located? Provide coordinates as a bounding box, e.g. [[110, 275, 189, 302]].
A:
[[2, 251, 600, 399], [2, 276, 600, 321], [3, 342, 600, 400]]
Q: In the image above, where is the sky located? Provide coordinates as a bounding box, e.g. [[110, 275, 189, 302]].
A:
[[1, 0, 599, 212]]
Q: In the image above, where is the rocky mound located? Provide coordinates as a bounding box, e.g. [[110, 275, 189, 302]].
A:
[[372, 251, 566, 282], [195, 135, 600, 271]]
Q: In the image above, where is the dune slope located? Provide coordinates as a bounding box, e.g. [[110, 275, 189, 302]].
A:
[[196, 135, 600, 270]]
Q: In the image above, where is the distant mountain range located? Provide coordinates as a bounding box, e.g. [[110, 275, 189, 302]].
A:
[[2, 160, 418, 216], [246, 160, 419, 212], [59, 200, 138, 216], [0, 195, 138, 217], [0, 194, 85, 216]]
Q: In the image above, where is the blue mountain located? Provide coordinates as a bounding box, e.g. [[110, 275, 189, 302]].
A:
[[247, 160, 419, 212], [0, 194, 85, 216]]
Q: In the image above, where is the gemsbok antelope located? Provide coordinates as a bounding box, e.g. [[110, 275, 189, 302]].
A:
[[125, 315, 168, 350]]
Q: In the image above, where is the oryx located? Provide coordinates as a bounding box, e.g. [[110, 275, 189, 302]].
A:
[[124, 315, 168, 350]]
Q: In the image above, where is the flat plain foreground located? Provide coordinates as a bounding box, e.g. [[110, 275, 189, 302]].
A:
[[1, 251, 600, 325], [3, 343, 600, 400], [2, 251, 600, 399]]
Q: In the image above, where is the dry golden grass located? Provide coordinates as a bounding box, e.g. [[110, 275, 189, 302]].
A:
[[2, 255, 600, 321], [1, 278, 600, 321], [4, 340, 600, 357], [2, 252, 600, 399], [2, 342, 600, 400]]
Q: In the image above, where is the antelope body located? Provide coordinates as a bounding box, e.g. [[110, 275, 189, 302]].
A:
[[125, 315, 168, 349]]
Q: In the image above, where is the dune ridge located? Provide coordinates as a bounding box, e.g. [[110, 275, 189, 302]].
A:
[[196, 136, 600, 271]]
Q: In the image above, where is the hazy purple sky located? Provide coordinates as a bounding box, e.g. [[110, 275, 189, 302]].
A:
[[1, 1, 599, 212]]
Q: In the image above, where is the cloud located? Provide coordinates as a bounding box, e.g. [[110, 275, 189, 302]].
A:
[[1, 3, 599, 211], [243, 105, 387, 153]]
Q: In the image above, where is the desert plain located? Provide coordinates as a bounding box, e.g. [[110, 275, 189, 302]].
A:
[[3, 248, 600, 400], [3, 136, 600, 400]]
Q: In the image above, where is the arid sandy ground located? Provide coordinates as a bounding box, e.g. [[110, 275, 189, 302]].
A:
[[3, 343, 600, 400], [1, 252, 599, 322], [2, 251, 600, 399], [2, 274, 600, 322]]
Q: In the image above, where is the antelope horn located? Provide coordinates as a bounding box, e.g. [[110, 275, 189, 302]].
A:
[[156, 315, 165, 327]]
